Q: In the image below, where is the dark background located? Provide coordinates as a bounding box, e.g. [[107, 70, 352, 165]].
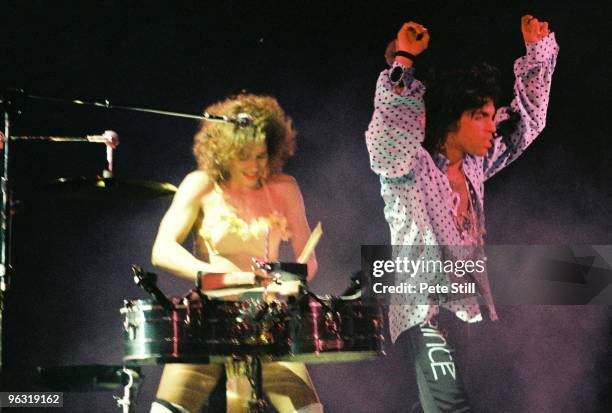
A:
[[1, 1, 610, 412]]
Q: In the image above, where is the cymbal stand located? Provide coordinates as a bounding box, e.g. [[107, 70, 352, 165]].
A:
[[245, 356, 266, 413], [0, 89, 19, 374], [114, 367, 142, 413]]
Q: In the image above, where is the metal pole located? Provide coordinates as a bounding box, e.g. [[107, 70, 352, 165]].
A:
[[0, 91, 16, 373]]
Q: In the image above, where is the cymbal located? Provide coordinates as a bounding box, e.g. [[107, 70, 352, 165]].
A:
[[44, 176, 177, 200], [35, 365, 141, 391]]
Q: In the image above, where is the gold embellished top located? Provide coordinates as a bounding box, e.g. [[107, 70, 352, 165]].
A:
[[196, 183, 290, 271]]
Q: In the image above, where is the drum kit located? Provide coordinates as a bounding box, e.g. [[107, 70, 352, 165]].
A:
[[1, 89, 385, 413], [121, 264, 384, 412], [124, 266, 384, 366]]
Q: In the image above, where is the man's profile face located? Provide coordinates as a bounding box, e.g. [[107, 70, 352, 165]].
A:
[[445, 100, 497, 158]]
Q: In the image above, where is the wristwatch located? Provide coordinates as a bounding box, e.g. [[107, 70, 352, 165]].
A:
[[389, 65, 405, 86], [389, 63, 415, 88]]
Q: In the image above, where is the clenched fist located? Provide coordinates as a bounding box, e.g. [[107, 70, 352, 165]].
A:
[[521, 15, 550, 44], [397, 21, 430, 57]]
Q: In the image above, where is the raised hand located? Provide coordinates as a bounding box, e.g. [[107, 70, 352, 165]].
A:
[[521, 15, 550, 44], [397, 21, 430, 56]]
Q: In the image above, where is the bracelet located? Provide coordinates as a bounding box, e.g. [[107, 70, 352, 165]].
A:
[[394, 50, 417, 61]]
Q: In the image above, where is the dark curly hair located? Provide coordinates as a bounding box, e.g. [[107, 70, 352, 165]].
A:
[[423, 62, 502, 154], [193, 94, 297, 184]]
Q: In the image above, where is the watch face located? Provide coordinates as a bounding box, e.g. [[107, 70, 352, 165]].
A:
[[390, 66, 404, 84]]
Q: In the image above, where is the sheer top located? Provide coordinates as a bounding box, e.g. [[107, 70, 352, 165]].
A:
[[195, 183, 291, 271]]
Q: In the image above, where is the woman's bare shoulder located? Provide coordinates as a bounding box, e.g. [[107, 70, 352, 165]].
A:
[[267, 173, 299, 188], [267, 174, 303, 206], [174, 170, 215, 202]]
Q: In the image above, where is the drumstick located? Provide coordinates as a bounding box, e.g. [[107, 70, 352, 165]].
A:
[[205, 223, 322, 299], [204, 281, 301, 298], [297, 222, 323, 264]]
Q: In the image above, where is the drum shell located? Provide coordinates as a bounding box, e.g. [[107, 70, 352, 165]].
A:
[[334, 297, 384, 353], [120, 296, 292, 364], [121, 294, 384, 365], [120, 299, 207, 365], [281, 296, 385, 363], [200, 299, 291, 359]]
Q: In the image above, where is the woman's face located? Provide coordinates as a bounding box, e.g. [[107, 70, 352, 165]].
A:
[[227, 141, 269, 189]]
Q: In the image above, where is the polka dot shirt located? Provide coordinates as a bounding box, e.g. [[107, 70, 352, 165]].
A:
[[365, 33, 559, 342]]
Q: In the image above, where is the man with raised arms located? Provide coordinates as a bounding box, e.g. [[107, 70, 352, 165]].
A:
[[366, 16, 558, 411]]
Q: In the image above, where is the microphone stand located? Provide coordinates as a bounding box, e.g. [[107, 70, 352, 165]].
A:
[[25, 92, 251, 126]]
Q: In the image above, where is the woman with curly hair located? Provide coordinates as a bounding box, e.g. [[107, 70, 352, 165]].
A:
[[150, 94, 322, 413]]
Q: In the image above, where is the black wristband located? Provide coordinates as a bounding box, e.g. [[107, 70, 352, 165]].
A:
[[394, 50, 417, 61]]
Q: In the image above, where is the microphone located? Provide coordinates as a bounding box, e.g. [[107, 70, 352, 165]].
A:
[[203, 112, 254, 127], [86, 130, 119, 173], [85, 130, 119, 146], [234, 112, 254, 127]]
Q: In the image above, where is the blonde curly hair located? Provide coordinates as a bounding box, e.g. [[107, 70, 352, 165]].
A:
[[193, 94, 297, 184]]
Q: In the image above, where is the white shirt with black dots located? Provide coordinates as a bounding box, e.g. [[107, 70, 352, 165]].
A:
[[366, 33, 559, 342]]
